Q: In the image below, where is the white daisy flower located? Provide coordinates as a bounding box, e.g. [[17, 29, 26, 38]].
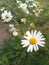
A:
[[21, 30, 45, 52], [1, 10, 13, 22], [33, 8, 43, 17]]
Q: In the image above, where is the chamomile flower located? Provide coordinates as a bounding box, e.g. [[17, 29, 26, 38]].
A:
[[21, 30, 45, 52], [21, 18, 27, 24], [33, 8, 43, 17], [13, 31, 18, 37], [1, 10, 13, 22]]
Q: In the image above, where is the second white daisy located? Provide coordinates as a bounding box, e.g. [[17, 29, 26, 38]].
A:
[[21, 30, 45, 52], [1, 10, 13, 22]]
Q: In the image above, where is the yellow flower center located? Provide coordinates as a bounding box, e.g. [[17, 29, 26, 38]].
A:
[[24, 33, 28, 37], [36, 9, 40, 12], [22, 18, 26, 21], [29, 37, 37, 44], [6, 15, 9, 18]]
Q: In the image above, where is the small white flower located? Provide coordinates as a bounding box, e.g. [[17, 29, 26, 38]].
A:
[[21, 18, 27, 24], [13, 31, 18, 37], [33, 8, 43, 17], [1, 10, 13, 22], [21, 30, 45, 52], [0, 7, 5, 11], [9, 24, 14, 28]]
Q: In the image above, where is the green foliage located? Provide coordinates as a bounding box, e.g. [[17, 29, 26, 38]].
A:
[[0, 35, 49, 65]]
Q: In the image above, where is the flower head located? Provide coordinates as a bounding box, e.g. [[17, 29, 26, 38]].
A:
[[21, 18, 27, 24], [33, 8, 43, 17], [13, 31, 18, 37], [1, 10, 13, 22], [21, 30, 45, 52]]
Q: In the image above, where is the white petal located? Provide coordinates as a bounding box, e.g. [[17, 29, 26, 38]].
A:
[[36, 31, 42, 36], [27, 45, 33, 52], [40, 38, 45, 40], [26, 31, 31, 36], [22, 43, 29, 47], [38, 41, 45, 44], [33, 10, 36, 13], [30, 45, 33, 52], [21, 40, 29, 44], [33, 45, 37, 51], [36, 44, 39, 50], [21, 40, 29, 47], [38, 43, 45, 47], [33, 30, 37, 37], [24, 31, 32, 39], [35, 13, 39, 17], [31, 30, 33, 36]]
